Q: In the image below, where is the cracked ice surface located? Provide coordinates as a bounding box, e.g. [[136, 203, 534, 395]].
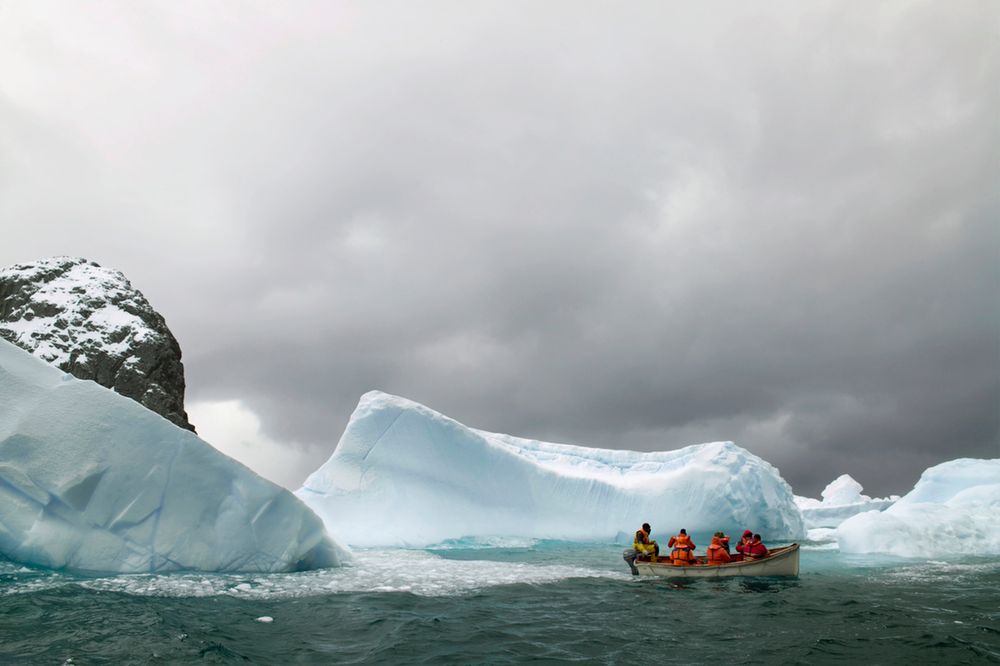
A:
[[297, 391, 805, 547], [0, 339, 347, 573]]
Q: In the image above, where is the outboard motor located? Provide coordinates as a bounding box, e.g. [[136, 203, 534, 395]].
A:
[[622, 548, 639, 575]]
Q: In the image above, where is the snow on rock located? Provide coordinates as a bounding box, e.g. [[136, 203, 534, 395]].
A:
[[0, 256, 194, 431], [837, 458, 1000, 557], [297, 391, 805, 547], [794, 474, 898, 528], [0, 338, 347, 573]]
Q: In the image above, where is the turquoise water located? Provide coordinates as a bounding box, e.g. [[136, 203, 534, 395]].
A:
[[2, 538, 998, 664]]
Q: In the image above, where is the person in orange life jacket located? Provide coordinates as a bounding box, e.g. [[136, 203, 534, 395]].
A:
[[735, 529, 754, 559], [713, 531, 731, 554], [706, 535, 732, 564], [743, 533, 769, 559], [707, 536, 733, 564], [667, 528, 696, 566], [633, 523, 659, 559]]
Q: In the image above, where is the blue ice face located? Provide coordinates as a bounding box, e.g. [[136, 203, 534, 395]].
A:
[[297, 390, 807, 548], [0, 338, 348, 574]]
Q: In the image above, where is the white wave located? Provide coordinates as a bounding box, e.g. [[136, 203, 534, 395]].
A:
[[879, 559, 1000, 584], [1, 549, 622, 599]]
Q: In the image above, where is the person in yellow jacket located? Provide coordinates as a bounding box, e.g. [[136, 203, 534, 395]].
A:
[[668, 528, 697, 566], [633, 523, 659, 562]]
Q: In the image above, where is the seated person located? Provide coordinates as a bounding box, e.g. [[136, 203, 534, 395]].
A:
[[633, 523, 659, 561], [713, 531, 731, 554], [667, 528, 697, 566], [744, 533, 770, 559], [706, 535, 732, 564], [735, 529, 754, 559]]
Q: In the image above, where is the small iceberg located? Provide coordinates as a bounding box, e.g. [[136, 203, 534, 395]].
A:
[[837, 458, 1000, 557], [794, 474, 898, 528]]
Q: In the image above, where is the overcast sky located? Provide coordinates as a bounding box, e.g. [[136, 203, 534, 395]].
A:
[[1, 1, 997, 495]]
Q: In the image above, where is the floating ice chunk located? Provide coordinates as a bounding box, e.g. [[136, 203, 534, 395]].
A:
[[803, 527, 839, 551], [794, 474, 898, 528], [255, 616, 273, 623], [837, 458, 1000, 557], [821, 475, 864, 504], [297, 391, 805, 547], [0, 338, 348, 573]]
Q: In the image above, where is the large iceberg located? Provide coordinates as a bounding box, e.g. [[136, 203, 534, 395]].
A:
[[837, 458, 1000, 557], [0, 338, 347, 573], [297, 391, 805, 547], [794, 474, 898, 528]]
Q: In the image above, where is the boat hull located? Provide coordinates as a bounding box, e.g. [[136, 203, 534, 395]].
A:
[[632, 544, 800, 578]]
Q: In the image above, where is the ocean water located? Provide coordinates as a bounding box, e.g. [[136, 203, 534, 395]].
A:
[[1, 536, 998, 665]]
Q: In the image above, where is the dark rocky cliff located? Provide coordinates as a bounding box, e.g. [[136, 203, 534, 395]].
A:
[[0, 256, 195, 432]]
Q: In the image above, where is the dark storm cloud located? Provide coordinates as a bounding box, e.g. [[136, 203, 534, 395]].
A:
[[1, 1, 996, 494]]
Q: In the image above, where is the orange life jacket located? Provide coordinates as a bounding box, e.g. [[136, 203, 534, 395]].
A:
[[706, 537, 733, 564], [669, 534, 695, 564], [707, 543, 731, 564], [668, 534, 693, 548]]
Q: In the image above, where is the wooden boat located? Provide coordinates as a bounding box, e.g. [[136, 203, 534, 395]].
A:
[[624, 543, 799, 578]]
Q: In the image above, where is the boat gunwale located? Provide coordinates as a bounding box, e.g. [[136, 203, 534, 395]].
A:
[[635, 543, 799, 571]]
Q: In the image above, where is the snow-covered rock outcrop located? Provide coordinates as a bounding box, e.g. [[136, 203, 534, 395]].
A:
[[0, 338, 347, 573], [297, 391, 805, 547], [0, 256, 194, 431], [794, 474, 898, 528], [837, 458, 1000, 557]]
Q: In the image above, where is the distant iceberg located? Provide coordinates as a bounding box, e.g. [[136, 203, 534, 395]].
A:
[[297, 391, 805, 547], [0, 338, 347, 574], [837, 458, 1000, 557], [794, 474, 898, 528]]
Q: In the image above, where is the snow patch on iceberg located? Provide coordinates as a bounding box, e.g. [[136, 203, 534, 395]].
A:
[[0, 338, 347, 573], [837, 458, 1000, 557], [794, 474, 898, 528], [297, 391, 805, 547]]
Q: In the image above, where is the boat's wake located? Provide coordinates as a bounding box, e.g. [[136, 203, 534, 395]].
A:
[[0, 549, 622, 599]]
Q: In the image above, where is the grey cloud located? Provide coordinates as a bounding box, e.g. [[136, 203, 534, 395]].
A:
[[1, 1, 997, 496]]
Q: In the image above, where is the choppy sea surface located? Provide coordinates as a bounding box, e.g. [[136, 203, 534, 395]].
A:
[[1, 534, 998, 665]]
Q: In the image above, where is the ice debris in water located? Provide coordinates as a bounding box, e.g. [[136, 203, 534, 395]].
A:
[[0, 338, 348, 573], [297, 391, 805, 547], [256, 616, 274, 623], [837, 458, 1000, 557], [794, 474, 898, 528], [803, 527, 839, 551], [2, 549, 617, 599]]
